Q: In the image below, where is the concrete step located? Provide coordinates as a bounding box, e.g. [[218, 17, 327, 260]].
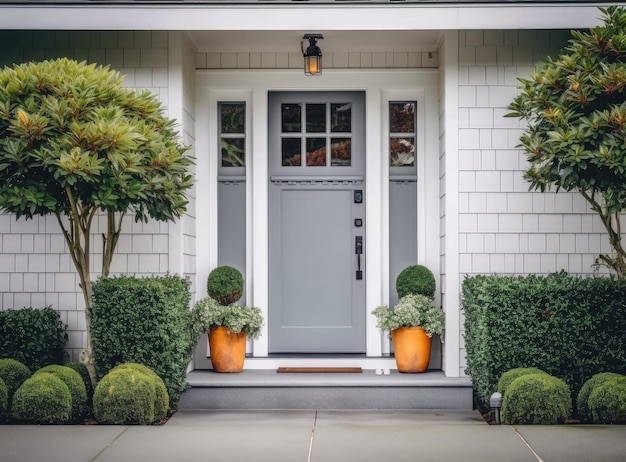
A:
[[178, 370, 473, 410]]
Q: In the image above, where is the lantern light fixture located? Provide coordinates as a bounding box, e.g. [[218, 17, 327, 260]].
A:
[[301, 34, 323, 76]]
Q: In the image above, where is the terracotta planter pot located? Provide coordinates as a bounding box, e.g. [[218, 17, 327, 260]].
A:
[[391, 326, 432, 373], [208, 326, 247, 373]]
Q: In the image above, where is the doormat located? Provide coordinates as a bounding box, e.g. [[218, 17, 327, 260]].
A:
[[277, 367, 363, 373]]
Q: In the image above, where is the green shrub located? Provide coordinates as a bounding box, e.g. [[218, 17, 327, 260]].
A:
[[91, 274, 194, 408], [207, 266, 244, 305], [395, 265, 436, 300], [112, 363, 169, 420], [588, 376, 626, 424], [93, 368, 156, 425], [64, 361, 93, 402], [11, 372, 72, 424], [0, 377, 7, 421], [462, 272, 626, 407], [497, 368, 547, 396], [0, 359, 31, 404], [36, 365, 87, 421], [577, 372, 623, 421], [501, 373, 572, 425], [192, 297, 264, 339], [0, 307, 67, 371]]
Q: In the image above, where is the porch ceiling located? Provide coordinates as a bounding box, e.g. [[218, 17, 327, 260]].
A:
[[188, 30, 441, 53]]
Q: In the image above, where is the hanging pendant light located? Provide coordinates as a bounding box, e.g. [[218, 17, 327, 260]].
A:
[[301, 34, 323, 76]]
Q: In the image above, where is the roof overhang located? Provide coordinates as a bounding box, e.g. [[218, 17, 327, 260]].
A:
[[0, 3, 616, 31]]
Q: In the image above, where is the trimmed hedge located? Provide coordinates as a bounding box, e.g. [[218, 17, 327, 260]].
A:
[[588, 376, 626, 424], [0, 307, 67, 370], [11, 372, 72, 424], [577, 372, 623, 421], [91, 275, 194, 408], [462, 272, 626, 407], [501, 373, 572, 425], [0, 377, 7, 421], [36, 365, 87, 421], [93, 368, 156, 425], [0, 359, 31, 405]]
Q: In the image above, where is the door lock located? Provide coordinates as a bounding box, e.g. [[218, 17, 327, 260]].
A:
[[354, 190, 363, 204]]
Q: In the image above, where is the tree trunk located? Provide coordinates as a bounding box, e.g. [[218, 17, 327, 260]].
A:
[[581, 191, 626, 279], [78, 271, 97, 386]]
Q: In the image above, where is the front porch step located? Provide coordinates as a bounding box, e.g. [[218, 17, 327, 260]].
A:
[[178, 370, 473, 411]]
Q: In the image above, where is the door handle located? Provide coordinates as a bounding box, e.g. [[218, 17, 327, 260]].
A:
[[355, 236, 363, 280]]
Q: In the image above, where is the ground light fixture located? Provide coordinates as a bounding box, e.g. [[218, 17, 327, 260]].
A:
[[301, 34, 323, 76], [490, 392, 503, 424]]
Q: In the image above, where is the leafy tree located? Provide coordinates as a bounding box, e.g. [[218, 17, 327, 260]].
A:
[[508, 6, 626, 278], [0, 58, 193, 381]]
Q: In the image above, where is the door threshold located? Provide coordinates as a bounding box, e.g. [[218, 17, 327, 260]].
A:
[[237, 356, 398, 370]]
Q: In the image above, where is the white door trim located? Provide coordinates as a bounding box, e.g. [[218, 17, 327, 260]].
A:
[[195, 69, 439, 362]]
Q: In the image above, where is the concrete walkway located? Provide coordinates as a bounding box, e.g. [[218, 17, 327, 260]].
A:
[[1, 410, 625, 462]]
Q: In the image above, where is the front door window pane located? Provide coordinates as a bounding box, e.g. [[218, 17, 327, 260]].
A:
[[282, 138, 302, 166], [306, 138, 327, 166], [331, 103, 351, 132], [306, 104, 326, 133], [331, 138, 351, 166], [282, 104, 302, 133]]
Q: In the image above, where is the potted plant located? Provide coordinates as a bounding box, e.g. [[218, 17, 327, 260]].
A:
[[192, 266, 263, 372], [372, 265, 444, 373]]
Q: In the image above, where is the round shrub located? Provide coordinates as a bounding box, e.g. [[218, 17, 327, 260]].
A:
[[112, 363, 169, 420], [497, 367, 548, 396], [64, 361, 93, 401], [396, 265, 436, 300], [0, 377, 7, 421], [588, 376, 626, 424], [501, 373, 572, 425], [93, 368, 156, 424], [0, 359, 31, 403], [11, 372, 72, 424], [36, 365, 87, 421], [577, 372, 623, 421], [208, 266, 244, 305]]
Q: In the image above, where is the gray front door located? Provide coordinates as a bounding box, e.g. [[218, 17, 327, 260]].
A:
[[268, 91, 366, 353]]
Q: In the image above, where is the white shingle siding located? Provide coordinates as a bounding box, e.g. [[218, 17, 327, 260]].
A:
[[457, 28, 613, 286]]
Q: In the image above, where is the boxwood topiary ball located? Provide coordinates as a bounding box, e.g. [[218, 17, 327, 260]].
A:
[[207, 266, 244, 305], [501, 373, 572, 425], [577, 372, 623, 421], [11, 372, 72, 424], [112, 363, 169, 420], [93, 368, 156, 425], [395, 265, 436, 300], [588, 376, 626, 424], [36, 365, 88, 421], [0, 359, 31, 404], [497, 367, 548, 397]]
